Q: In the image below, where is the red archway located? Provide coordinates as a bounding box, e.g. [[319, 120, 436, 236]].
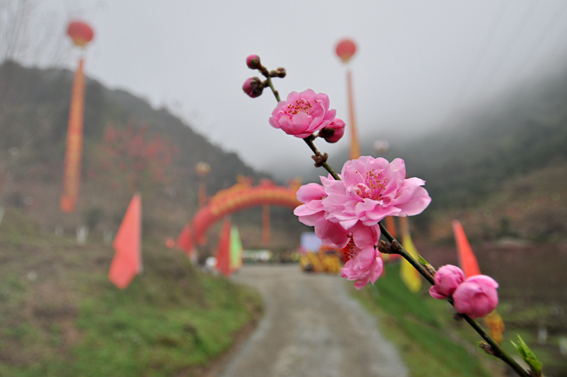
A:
[[177, 178, 301, 255]]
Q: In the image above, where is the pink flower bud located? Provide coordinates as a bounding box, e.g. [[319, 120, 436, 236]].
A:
[[246, 54, 261, 69], [429, 265, 465, 299], [242, 77, 263, 98], [318, 118, 345, 143], [453, 275, 499, 319]]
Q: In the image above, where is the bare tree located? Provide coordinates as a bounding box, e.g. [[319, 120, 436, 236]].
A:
[[0, 0, 71, 67]]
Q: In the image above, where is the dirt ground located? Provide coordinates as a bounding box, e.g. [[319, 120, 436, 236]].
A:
[[217, 265, 408, 377]]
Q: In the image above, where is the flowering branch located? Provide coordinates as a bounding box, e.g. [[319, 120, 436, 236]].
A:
[[264, 75, 281, 102], [242, 54, 535, 377], [243, 55, 344, 179], [378, 223, 531, 377]]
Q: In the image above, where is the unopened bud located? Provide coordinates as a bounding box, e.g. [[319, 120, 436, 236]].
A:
[[391, 240, 402, 253], [478, 342, 496, 356], [242, 77, 264, 98], [318, 128, 335, 141], [318, 118, 345, 143], [269, 67, 287, 78], [246, 54, 261, 69], [378, 240, 391, 254]]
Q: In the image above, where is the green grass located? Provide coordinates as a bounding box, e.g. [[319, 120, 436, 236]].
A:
[[351, 263, 500, 377], [0, 208, 262, 377], [498, 302, 567, 377]]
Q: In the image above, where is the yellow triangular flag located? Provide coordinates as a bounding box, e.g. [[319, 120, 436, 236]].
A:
[[230, 226, 243, 271], [399, 217, 422, 293]]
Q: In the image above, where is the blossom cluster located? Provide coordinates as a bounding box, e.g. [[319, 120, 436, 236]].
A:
[[294, 156, 431, 289], [241, 55, 524, 376], [429, 265, 499, 318], [243, 55, 345, 143]]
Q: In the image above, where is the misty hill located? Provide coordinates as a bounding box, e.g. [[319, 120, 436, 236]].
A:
[[390, 69, 567, 210], [319, 67, 567, 209], [387, 66, 567, 241], [299, 65, 567, 241], [0, 60, 265, 192], [0, 61, 303, 246]]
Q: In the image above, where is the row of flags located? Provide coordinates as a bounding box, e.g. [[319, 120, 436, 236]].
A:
[[108, 194, 244, 289], [108, 195, 486, 296], [108, 194, 500, 343], [108, 194, 492, 303], [215, 218, 244, 277]]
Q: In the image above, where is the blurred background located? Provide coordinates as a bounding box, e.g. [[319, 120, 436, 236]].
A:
[[1, 0, 567, 376]]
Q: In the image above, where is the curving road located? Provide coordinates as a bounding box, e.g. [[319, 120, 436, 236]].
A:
[[219, 265, 408, 377]]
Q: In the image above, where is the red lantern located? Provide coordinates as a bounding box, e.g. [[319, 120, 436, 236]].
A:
[[67, 21, 94, 48], [335, 39, 357, 63]]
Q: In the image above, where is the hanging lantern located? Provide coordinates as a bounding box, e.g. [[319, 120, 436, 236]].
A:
[[67, 21, 94, 48], [335, 39, 357, 63]]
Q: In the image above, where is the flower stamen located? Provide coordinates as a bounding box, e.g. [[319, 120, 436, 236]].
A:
[[341, 237, 358, 262]]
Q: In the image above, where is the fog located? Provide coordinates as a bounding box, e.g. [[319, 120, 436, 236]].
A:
[[6, 0, 567, 178]]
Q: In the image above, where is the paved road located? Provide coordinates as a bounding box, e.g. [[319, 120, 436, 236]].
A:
[[219, 265, 408, 377]]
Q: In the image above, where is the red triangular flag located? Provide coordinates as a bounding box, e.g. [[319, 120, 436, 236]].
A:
[[109, 193, 142, 289], [453, 220, 481, 278], [216, 217, 232, 277]]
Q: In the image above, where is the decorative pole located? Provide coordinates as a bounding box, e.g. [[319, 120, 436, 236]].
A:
[[60, 20, 94, 213], [195, 161, 210, 209], [262, 204, 270, 246], [335, 38, 360, 160]]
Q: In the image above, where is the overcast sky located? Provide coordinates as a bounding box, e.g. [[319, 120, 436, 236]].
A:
[[21, 0, 567, 177]]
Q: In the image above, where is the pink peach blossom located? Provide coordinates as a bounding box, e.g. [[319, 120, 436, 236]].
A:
[[269, 89, 337, 138], [453, 275, 499, 319], [293, 156, 429, 289], [334, 221, 382, 289], [341, 238, 383, 290], [294, 182, 327, 227], [322, 157, 431, 229], [294, 177, 349, 248], [429, 265, 466, 299]]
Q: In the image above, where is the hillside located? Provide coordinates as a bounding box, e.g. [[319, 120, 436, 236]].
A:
[[309, 64, 567, 242], [0, 61, 305, 250], [0, 60, 261, 187], [392, 67, 567, 210], [0, 207, 262, 376]]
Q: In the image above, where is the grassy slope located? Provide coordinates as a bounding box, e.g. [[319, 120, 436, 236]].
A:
[[0, 208, 262, 377], [350, 264, 502, 377]]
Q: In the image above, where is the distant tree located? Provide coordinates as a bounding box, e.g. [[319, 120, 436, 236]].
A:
[[91, 122, 177, 194]]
